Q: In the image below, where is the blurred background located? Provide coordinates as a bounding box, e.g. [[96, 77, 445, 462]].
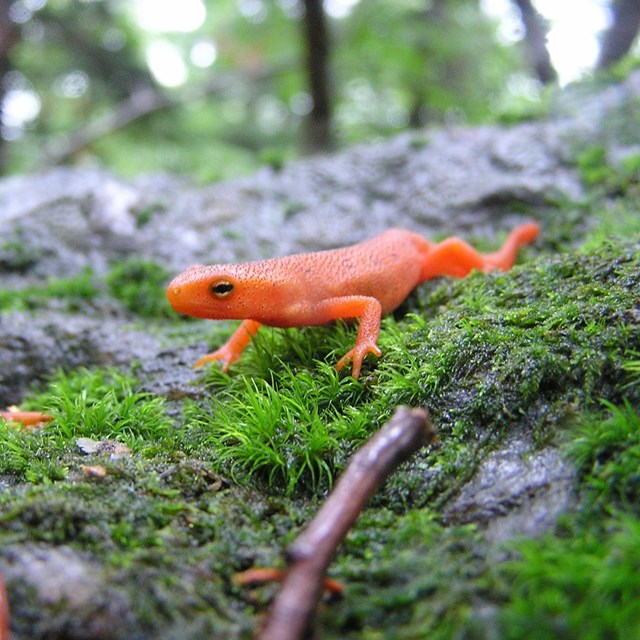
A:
[[0, 0, 638, 181]]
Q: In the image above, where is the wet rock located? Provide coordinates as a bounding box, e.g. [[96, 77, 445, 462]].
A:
[[3, 70, 640, 285], [0, 544, 134, 640], [0, 313, 159, 404], [443, 432, 576, 542]]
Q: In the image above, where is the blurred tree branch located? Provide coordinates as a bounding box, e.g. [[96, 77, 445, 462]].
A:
[[301, 0, 334, 152], [39, 63, 291, 168], [597, 0, 640, 70], [511, 0, 557, 84], [0, 2, 19, 171]]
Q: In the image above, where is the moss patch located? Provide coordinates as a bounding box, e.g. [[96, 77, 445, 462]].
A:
[[0, 269, 98, 313], [178, 241, 639, 508], [105, 259, 176, 319], [0, 259, 175, 318], [1, 177, 640, 637]]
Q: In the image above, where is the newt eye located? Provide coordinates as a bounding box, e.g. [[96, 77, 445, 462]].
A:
[[211, 281, 234, 297]]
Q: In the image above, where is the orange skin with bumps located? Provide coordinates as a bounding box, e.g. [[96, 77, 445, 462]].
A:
[[0, 409, 52, 428], [0, 570, 8, 640], [167, 223, 540, 379]]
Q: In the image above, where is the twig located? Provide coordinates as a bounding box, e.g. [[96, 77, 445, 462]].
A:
[[259, 406, 437, 640], [39, 62, 292, 168], [0, 571, 9, 640]]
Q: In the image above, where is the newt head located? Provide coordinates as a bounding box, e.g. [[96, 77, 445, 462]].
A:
[[166, 262, 290, 322], [167, 264, 241, 319]]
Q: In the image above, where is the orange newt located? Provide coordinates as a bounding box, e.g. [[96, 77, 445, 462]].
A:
[[166, 222, 539, 379], [0, 409, 52, 428], [0, 570, 8, 640], [233, 566, 344, 598]]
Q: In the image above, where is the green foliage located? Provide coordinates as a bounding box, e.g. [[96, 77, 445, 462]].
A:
[[4, 0, 524, 177], [0, 269, 98, 312], [498, 516, 640, 640], [0, 367, 172, 482], [183, 353, 371, 496], [105, 258, 175, 318], [339, 0, 519, 135]]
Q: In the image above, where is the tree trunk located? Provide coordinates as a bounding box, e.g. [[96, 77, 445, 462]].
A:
[[0, 2, 19, 173], [597, 0, 640, 69], [511, 0, 557, 84], [301, 0, 334, 153]]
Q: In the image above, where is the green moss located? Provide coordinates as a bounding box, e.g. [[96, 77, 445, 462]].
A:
[[0, 240, 40, 272], [0, 258, 175, 318], [177, 241, 639, 502], [322, 510, 487, 639], [105, 258, 176, 318], [569, 400, 640, 516], [576, 145, 619, 189], [0, 368, 172, 483], [0, 364, 286, 635], [464, 355, 640, 640], [2, 196, 640, 637], [492, 404, 640, 640], [0, 476, 289, 637], [133, 203, 167, 227], [183, 360, 371, 495], [575, 143, 640, 198], [0, 269, 98, 312], [491, 516, 640, 640]]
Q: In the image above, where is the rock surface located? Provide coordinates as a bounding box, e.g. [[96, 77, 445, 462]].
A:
[[2, 71, 640, 638]]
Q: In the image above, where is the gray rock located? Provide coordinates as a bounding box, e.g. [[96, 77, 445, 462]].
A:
[[0, 313, 159, 403], [443, 432, 576, 543], [0, 544, 133, 639], [2, 76, 640, 636]]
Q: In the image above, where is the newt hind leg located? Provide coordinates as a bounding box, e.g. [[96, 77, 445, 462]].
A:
[[419, 222, 540, 280]]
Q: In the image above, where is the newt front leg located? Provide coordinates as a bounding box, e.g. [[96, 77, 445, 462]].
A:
[[194, 319, 262, 370], [317, 296, 383, 379]]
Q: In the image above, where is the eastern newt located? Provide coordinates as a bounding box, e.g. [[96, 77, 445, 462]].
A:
[[0, 409, 53, 428], [0, 570, 8, 640], [167, 223, 539, 379]]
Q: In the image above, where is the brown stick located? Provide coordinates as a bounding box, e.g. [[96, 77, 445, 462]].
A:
[[0, 571, 9, 640], [259, 407, 436, 640]]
